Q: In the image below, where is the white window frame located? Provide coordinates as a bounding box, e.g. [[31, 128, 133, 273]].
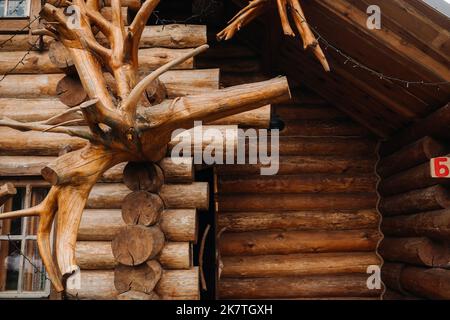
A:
[[1, 0, 31, 18], [0, 181, 52, 299]]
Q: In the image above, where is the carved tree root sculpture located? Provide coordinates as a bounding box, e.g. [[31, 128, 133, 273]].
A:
[[0, 0, 290, 292], [217, 0, 330, 71]]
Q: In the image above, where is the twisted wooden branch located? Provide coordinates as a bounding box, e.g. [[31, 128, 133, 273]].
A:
[[0, 1, 292, 293], [217, 0, 330, 71]]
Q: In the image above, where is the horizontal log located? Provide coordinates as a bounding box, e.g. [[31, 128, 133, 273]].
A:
[[274, 105, 346, 121], [379, 237, 450, 268], [75, 241, 191, 270], [281, 120, 369, 137], [0, 183, 16, 206], [158, 242, 192, 270], [0, 127, 86, 156], [123, 163, 164, 193], [117, 291, 159, 300], [66, 270, 117, 300], [400, 266, 450, 300], [104, 0, 141, 10], [139, 24, 207, 48], [379, 185, 450, 216], [215, 156, 376, 176], [217, 193, 378, 212], [172, 136, 377, 160], [155, 268, 200, 300], [158, 157, 194, 183], [380, 103, 450, 157], [0, 48, 194, 75], [0, 156, 56, 176], [0, 74, 64, 98], [0, 156, 188, 184], [0, 70, 219, 98], [382, 209, 450, 241], [78, 209, 196, 241], [78, 209, 125, 241], [219, 230, 381, 256], [157, 69, 220, 98], [219, 275, 382, 299], [121, 191, 163, 226], [112, 225, 164, 266], [66, 268, 199, 300], [218, 210, 380, 232], [381, 262, 407, 294], [378, 161, 450, 196], [222, 252, 380, 278], [159, 183, 209, 210], [160, 209, 197, 242], [0, 131, 372, 159], [76, 241, 115, 270], [87, 183, 208, 210], [208, 105, 271, 128], [377, 137, 448, 177], [218, 174, 377, 194], [101, 7, 130, 25]]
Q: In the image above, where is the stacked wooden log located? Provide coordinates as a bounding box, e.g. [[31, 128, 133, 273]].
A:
[[215, 90, 383, 299], [378, 104, 450, 300], [65, 160, 205, 300]]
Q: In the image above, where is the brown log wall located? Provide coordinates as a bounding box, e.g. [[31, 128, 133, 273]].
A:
[[377, 104, 450, 300], [213, 86, 382, 299]]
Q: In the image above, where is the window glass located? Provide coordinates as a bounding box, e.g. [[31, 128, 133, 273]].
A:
[[0, 184, 50, 297], [0, 0, 30, 18], [0, 240, 21, 291]]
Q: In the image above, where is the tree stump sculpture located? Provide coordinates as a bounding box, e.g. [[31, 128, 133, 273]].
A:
[[0, 0, 290, 292]]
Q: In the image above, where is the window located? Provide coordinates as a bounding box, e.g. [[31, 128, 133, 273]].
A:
[[0, 0, 31, 18], [0, 181, 52, 299], [0, 0, 40, 33]]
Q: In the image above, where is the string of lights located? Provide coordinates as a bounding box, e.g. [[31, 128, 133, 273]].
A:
[[0, 2, 447, 89], [291, 7, 450, 89]]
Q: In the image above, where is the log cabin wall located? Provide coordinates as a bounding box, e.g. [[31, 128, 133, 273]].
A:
[[377, 102, 450, 300], [0, 1, 214, 300], [200, 34, 383, 298], [214, 95, 383, 299]]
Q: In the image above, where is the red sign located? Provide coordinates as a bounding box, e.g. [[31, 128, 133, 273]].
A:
[[430, 157, 450, 178]]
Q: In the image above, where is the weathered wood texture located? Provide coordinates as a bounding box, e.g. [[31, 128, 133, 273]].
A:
[[219, 275, 382, 299], [0, 69, 219, 98], [382, 263, 450, 300], [77, 208, 197, 242], [379, 185, 450, 217], [66, 268, 199, 300], [378, 111, 450, 300], [215, 96, 381, 299], [0, 183, 16, 206], [379, 237, 450, 268], [382, 209, 450, 241], [377, 137, 447, 178]]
